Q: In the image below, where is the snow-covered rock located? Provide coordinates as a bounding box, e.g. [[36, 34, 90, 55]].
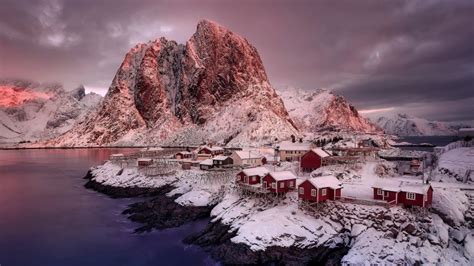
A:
[[0, 80, 101, 145], [278, 87, 380, 135], [365, 113, 458, 136], [51, 20, 299, 147]]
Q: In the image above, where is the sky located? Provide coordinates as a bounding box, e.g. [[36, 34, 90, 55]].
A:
[[0, 0, 473, 122]]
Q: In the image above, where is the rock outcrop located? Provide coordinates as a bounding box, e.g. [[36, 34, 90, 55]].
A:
[[52, 19, 298, 147]]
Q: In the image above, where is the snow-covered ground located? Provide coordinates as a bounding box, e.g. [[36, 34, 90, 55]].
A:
[[90, 156, 474, 264], [434, 147, 474, 183]]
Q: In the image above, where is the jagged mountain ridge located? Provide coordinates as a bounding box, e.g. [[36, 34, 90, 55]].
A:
[[277, 87, 380, 135], [0, 80, 102, 144], [365, 113, 459, 136], [52, 19, 299, 147]]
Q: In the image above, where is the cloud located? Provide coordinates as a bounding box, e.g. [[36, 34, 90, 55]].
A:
[[0, 0, 472, 121]]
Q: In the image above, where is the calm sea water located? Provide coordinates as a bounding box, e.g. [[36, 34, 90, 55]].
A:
[[0, 149, 216, 266]]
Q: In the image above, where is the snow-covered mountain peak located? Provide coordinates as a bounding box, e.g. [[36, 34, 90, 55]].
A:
[[277, 87, 380, 134]]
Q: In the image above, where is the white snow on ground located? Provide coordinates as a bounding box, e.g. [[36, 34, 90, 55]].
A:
[[175, 190, 213, 207], [431, 187, 469, 226], [90, 157, 474, 264], [436, 147, 474, 183]]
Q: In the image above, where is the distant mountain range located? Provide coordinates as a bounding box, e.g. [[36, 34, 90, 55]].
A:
[[0, 79, 101, 144], [364, 113, 471, 136]]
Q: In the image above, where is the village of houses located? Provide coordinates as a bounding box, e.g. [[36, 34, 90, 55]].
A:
[[108, 135, 452, 211], [93, 132, 474, 263]]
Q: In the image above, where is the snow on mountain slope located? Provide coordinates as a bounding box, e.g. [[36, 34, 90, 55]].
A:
[[365, 113, 457, 136], [277, 87, 380, 135], [0, 80, 101, 144], [52, 20, 298, 147]]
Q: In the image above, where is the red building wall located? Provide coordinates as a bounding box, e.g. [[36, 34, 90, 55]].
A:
[[237, 172, 262, 185], [300, 151, 323, 172], [263, 175, 295, 193], [298, 181, 341, 202]]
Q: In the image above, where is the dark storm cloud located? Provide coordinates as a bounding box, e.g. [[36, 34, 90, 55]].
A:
[[0, 0, 473, 121]]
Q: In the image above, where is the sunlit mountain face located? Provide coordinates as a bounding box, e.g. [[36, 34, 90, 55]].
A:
[[0, 86, 52, 107]]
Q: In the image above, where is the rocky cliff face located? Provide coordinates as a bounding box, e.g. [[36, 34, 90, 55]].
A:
[[54, 20, 298, 147], [278, 87, 380, 135], [0, 80, 101, 145]]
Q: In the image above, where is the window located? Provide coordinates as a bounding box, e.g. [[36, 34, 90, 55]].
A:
[[311, 189, 317, 197], [289, 181, 294, 188], [280, 182, 284, 188], [244, 176, 249, 183], [321, 188, 327, 196], [271, 183, 276, 189], [384, 191, 389, 197], [263, 181, 267, 188], [377, 188, 382, 195], [407, 192, 416, 200], [251, 176, 256, 182], [299, 187, 304, 195]]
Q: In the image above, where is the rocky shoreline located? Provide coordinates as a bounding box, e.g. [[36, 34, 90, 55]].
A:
[[184, 220, 350, 265], [83, 169, 351, 265]]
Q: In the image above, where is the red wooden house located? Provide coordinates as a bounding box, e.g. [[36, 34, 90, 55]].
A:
[[372, 181, 433, 208], [175, 151, 193, 159], [237, 167, 269, 185], [262, 171, 297, 193], [300, 148, 331, 172], [198, 145, 224, 156], [298, 175, 342, 203]]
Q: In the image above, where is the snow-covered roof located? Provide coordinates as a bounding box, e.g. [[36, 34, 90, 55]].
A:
[[137, 158, 152, 162], [176, 151, 192, 155], [199, 158, 214, 166], [268, 171, 297, 181], [200, 145, 224, 152], [110, 153, 124, 157], [277, 141, 311, 151], [311, 148, 330, 158], [372, 180, 431, 194], [213, 155, 229, 161], [233, 150, 263, 160], [307, 175, 342, 189], [241, 167, 269, 177]]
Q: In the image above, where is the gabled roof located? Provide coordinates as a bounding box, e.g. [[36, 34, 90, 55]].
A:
[[199, 158, 214, 166], [200, 145, 224, 152], [213, 155, 229, 161], [267, 171, 297, 181], [241, 167, 269, 177], [306, 175, 342, 189], [372, 180, 431, 194], [277, 141, 311, 151], [310, 148, 330, 158], [233, 150, 263, 160], [176, 151, 193, 155]]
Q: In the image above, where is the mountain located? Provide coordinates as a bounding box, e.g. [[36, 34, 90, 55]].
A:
[[277, 87, 380, 135], [365, 113, 458, 136], [0, 79, 102, 145], [52, 20, 299, 147]]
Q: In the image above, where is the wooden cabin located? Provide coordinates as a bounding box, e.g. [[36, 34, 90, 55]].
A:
[[262, 171, 297, 193], [237, 167, 269, 185], [298, 175, 342, 203], [198, 145, 225, 156], [372, 181, 433, 208], [276, 141, 312, 162], [212, 155, 233, 168], [199, 159, 214, 170], [231, 150, 265, 167], [300, 148, 331, 172], [175, 151, 193, 160]]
